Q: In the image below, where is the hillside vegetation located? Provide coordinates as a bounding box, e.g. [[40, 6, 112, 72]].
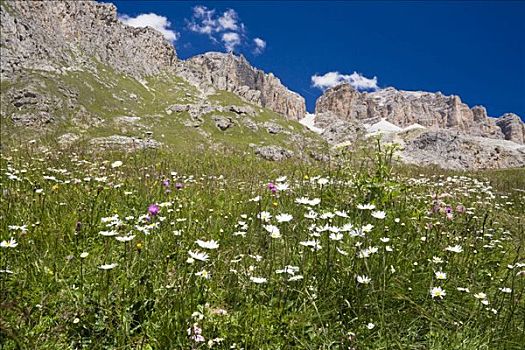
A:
[[1, 143, 523, 349]]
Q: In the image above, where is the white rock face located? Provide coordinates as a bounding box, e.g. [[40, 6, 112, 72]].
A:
[[177, 52, 306, 120]]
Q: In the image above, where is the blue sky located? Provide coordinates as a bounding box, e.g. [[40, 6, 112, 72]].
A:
[[112, 1, 525, 119]]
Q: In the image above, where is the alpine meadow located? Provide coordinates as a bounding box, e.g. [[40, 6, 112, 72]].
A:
[[1, 1, 524, 349]]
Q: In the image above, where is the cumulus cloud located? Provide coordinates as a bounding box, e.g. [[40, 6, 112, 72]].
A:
[[188, 6, 241, 35], [119, 13, 179, 41], [222, 32, 241, 52], [253, 37, 266, 54], [187, 5, 264, 54], [218, 9, 239, 31], [311, 71, 379, 91], [187, 5, 218, 34]]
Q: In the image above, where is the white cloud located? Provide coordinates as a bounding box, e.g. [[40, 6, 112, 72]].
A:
[[222, 32, 241, 52], [311, 71, 379, 91], [188, 5, 217, 35], [188, 6, 241, 35], [187, 5, 264, 54], [218, 9, 239, 31], [119, 13, 179, 41], [253, 37, 266, 54]]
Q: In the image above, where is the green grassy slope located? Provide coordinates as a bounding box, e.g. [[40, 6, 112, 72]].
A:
[[0, 61, 324, 156]]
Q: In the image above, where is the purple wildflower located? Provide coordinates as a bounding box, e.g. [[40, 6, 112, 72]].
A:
[[175, 182, 184, 190], [148, 204, 160, 216], [268, 182, 277, 194]]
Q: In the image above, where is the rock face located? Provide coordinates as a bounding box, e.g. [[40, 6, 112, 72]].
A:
[[0, 0, 177, 79], [314, 112, 365, 145], [400, 130, 525, 170], [496, 113, 525, 144], [254, 145, 294, 161], [89, 135, 161, 151], [177, 52, 306, 120], [315, 84, 523, 144]]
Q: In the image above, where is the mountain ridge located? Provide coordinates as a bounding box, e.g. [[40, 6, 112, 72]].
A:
[[315, 83, 524, 144]]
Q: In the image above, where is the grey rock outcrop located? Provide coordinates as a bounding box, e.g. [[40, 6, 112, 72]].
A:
[[400, 130, 525, 170], [315, 84, 523, 144], [212, 115, 234, 131], [227, 105, 256, 116], [89, 135, 161, 151], [496, 113, 525, 144], [177, 52, 306, 120], [315, 112, 366, 145], [264, 122, 284, 134], [254, 145, 294, 161], [1, 0, 177, 79]]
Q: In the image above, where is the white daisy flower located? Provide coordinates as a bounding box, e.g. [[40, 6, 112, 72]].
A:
[[0, 237, 18, 248], [257, 211, 272, 222], [435, 271, 447, 280], [356, 275, 371, 284], [98, 263, 118, 270], [329, 232, 343, 241], [276, 213, 293, 223], [308, 198, 321, 206], [445, 245, 463, 253], [371, 211, 386, 219], [362, 224, 374, 233], [304, 211, 318, 219], [195, 239, 219, 250], [275, 183, 289, 191], [430, 286, 446, 299], [335, 210, 349, 218], [288, 275, 303, 281], [474, 292, 487, 299], [188, 250, 209, 262], [195, 270, 210, 279], [250, 276, 267, 284], [357, 203, 376, 210], [115, 235, 135, 242], [299, 240, 322, 251], [264, 225, 281, 239]]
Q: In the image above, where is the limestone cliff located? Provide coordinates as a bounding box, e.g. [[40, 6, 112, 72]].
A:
[[315, 84, 523, 144], [177, 52, 306, 120], [1, 0, 177, 79]]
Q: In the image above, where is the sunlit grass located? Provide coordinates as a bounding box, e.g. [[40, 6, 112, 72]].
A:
[[1, 143, 524, 349]]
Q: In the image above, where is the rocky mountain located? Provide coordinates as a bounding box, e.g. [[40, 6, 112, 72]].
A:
[[308, 83, 525, 169], [0, 0, 305, 119], [0, 0, 177, 79], [0, 0, 319, 160], [1, 0, 523, 170], [315, 84, 523, 143], [177, 52, 305, 120]]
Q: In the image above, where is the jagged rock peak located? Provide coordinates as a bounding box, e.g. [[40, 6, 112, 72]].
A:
[[177, 52, 306, 120], [315, 83, 524, 144], [0, 0, 177, 78]]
